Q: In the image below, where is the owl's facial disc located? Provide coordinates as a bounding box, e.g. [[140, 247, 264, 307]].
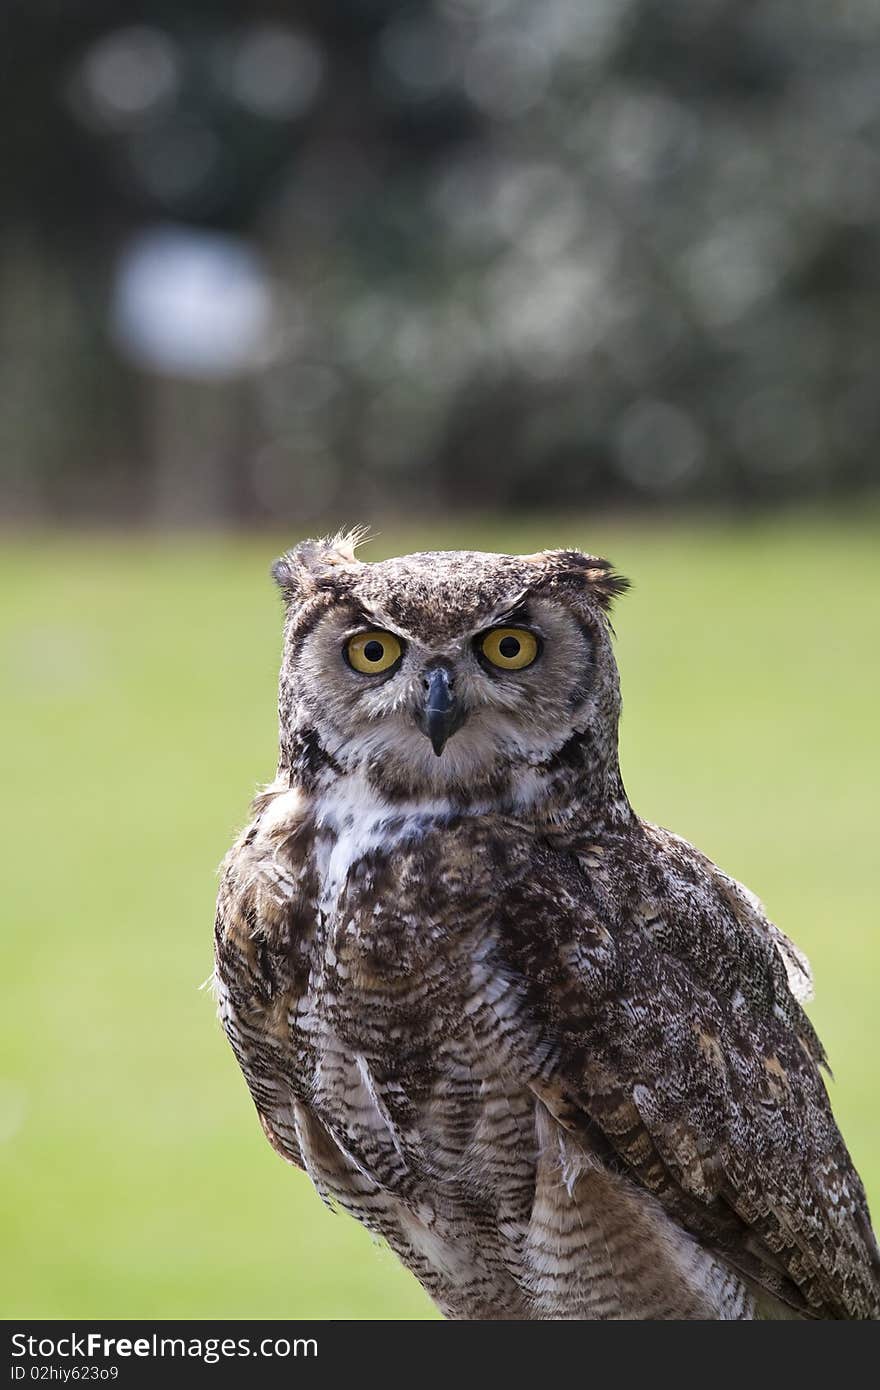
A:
[[291, 590, 609, 798]]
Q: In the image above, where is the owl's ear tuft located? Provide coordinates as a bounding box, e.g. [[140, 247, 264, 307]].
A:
[[580, 560, 631, 613], [530, 549, 631, 613], [272, 527, 371, 601]]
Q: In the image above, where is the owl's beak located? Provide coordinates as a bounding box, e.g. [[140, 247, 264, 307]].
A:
[[419, 665, 465, 756]]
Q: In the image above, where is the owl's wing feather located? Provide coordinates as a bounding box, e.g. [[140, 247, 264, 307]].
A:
[[213, 813, 309, 1171], [500, 820, 880, 1319]]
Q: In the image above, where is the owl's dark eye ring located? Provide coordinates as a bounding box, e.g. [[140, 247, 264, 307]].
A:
[[345, 629, 405, 675]]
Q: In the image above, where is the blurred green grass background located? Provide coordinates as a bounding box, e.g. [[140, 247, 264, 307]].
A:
[[1, 515, 877, 1319]]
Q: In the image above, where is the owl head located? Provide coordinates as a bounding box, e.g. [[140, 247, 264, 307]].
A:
[[271, 531, 630, 809]]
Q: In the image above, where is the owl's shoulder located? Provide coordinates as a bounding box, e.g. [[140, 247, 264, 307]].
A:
[[214, 780, 319, 1012], [621, 820, 817, 1025], [483, 812, 817, 1042]]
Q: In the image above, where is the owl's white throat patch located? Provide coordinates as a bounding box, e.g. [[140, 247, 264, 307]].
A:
[[311, 774, 458, 918]]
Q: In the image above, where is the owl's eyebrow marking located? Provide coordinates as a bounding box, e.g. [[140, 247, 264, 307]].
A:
[[342, 606, 385, 631], [486, 600, 533, 630]]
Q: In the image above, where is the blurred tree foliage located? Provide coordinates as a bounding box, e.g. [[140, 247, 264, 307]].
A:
[[2, 0, 879, 522]]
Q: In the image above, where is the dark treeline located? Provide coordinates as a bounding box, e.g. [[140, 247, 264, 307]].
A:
[[2, 0, 880, 524]]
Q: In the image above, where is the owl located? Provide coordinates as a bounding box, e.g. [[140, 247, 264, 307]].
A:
[[214, 531, 879, 1320]]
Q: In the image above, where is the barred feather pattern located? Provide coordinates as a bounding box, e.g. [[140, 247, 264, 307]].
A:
[[215, 790, 880, 1319], [214, 541, 880, 1320]]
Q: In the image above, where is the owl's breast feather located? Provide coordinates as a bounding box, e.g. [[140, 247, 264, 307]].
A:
[[308, 775, 482, 921]]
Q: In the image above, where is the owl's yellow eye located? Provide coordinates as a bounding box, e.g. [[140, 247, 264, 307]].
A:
[[345, 630, 404, 674], [479, 626, 539, 671]]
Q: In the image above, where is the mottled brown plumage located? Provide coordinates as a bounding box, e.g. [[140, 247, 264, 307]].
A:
[[214, 532, 879, 1319]]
